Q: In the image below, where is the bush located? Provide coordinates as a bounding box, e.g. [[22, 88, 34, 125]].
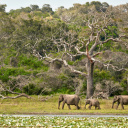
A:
[[94, 69, 111, 84], [0, 67, 31, 82], [18, 56, 49, 71], [120, 78, 128, 95], [23, 83, 43, 95]]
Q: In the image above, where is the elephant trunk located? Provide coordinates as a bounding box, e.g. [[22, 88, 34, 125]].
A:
[[58, 101, 61, 109]]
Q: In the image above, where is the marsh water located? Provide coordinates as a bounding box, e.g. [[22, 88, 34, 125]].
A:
[[1, 114, 128, 118]]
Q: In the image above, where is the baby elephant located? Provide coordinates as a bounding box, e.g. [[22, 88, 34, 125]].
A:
[[85, 99, 101, 110]]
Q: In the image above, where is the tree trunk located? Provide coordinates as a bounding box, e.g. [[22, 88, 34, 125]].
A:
[[86, 59, 94, 99]]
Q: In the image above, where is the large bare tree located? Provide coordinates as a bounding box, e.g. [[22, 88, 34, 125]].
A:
[[28, 12, 128, 98]]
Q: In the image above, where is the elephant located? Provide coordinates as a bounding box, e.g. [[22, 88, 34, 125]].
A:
[[58, 94, 80, 110], [112, 95, 128, 109], [85, 99, 101, 110]]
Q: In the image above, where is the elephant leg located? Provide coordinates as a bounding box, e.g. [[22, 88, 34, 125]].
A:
[[116, 102, 120, 109], [85, 103, 87, 109], [76, 105, 80, 110], [88, 103, 92, 109], [88, 105, 91, 109], [88, 105, 92, 109], [67, 104, 71, 110], [62, 101, 66, 109], [121, 103, 124, 109]]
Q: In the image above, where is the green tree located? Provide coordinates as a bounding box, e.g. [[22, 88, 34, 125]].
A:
[[0, 4, 7, 12], [91, 1, 102, 12], [41, 4, 54, 14], [30, 5, 40, 11]]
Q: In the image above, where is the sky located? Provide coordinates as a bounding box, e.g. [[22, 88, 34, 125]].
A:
[[0, 0, 128, 12]]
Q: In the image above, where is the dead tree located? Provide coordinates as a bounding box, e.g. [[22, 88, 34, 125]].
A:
[[0, 80, 31, 99], [28, 12, 128, 99]]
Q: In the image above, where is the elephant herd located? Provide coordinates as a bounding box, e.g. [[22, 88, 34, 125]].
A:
[[58, 94, 128, 110]]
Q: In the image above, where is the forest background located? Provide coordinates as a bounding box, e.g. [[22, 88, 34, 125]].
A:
[[0, 1, 128, 99]]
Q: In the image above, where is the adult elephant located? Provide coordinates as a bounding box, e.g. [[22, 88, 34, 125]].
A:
[[112, 95, 128, 109], [58, 94, 80, 110]]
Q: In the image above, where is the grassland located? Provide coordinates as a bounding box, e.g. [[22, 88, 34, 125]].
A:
[[0, 94, 128, 115]]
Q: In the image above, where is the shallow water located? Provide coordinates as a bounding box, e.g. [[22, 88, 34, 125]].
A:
[[1, 114, 128, 118]]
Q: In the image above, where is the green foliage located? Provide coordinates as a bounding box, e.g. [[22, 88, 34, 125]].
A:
[[90, 1, 102, 12], [74, 55, 85, 62], [121, 79, 127, 88], [18, 56, 48, 71], [94, 69, 111, 84], [0, 4, 7, 12], [41, 4, 54, 15], [68, 61, 74, 65], [120, 71, 128, 95], [110, 70, 123, 82], [58, 73, 68, 81], [23, 83, 42, 95], [32, 11, 44, 17], [0, 67, 31, 82], [0, 2, 127, 96], [100, 26, 118, 41], [85, 2, 90, 6], [56, 87, 72, 94], [81, 79, 87, 94], [102, 40, 112, 50], [90, 1, 109, 12], [107, 26, 118, 38], [30, 5, 39, 11], [57, 74, 75, 94], [121, 91, 128, 95], [9, 4, 54, 16]]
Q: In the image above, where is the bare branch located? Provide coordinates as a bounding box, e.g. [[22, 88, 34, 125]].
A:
[[93, 52, 102, 57], [119, 35, 128, 39], [63, 60, 87, 76], [100, 38, 121, 44], [75, 46, 87, 56], [0, 81, 31, 99], [0, 93, 31, 99], [94, 59, 128, 71]]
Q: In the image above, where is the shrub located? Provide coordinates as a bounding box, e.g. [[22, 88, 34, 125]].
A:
[[120, 78, 128, 95], [23, 83, 43, 95], [0, 67, 31, 82], [94, 69, 111, 84], [18, 56, 49, 71]]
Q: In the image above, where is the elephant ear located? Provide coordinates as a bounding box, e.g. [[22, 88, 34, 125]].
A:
[[59, 94, 63, 99], [114, 95, 117, 97], [114, 95, 117, 99], [61, 94, 64, 100], [117, 96, 121, 100]]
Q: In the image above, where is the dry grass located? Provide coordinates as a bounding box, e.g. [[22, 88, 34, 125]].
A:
[[0, 94, 128, 115]]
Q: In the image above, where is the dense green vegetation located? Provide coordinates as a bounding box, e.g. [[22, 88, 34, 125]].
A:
[[0, 1, 127, 97]]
